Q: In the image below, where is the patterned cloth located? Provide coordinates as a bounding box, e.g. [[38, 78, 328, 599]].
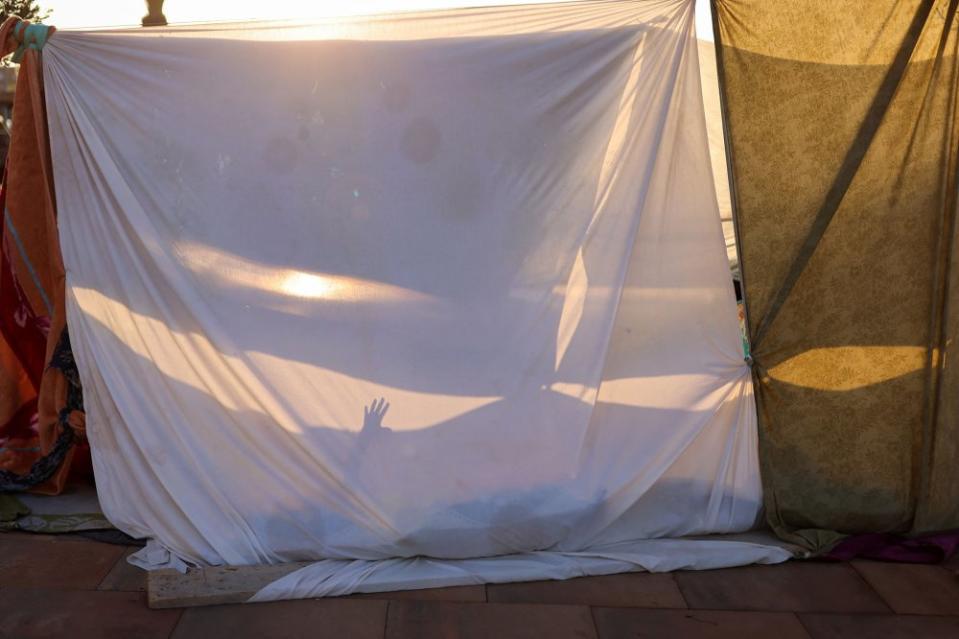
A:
[[0, 17, 87, 494]]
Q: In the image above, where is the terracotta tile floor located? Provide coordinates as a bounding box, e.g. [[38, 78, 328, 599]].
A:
[[1, 531, 957, 638]]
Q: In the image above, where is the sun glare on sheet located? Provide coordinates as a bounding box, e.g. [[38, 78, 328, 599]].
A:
[[280, 273, 342, 299], [48, 1, 716, 43], [50, 1, 567, 29], [176, 241, 433, 304]]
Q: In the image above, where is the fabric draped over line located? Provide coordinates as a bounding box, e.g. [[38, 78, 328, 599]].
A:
[[0, 17, 87, 495], [713, 0, 959, 550], [40, 0, 792, 597]]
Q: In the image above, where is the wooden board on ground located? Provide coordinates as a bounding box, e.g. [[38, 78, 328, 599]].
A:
[[147, 562, 312, 608]]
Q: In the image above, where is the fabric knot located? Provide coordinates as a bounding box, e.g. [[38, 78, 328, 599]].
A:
[[12, 22, 51, 63]]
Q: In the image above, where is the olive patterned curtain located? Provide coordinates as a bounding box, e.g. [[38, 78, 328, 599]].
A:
[[712, 0, 959, 550]]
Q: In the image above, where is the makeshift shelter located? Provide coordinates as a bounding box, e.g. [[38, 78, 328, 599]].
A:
[[0, 0, 955, 604]]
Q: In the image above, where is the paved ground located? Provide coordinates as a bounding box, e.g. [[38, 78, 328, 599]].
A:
[[1, 531, 957, 638]]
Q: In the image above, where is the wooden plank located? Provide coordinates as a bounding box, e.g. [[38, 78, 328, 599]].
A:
[[147, 562, 313, 609]]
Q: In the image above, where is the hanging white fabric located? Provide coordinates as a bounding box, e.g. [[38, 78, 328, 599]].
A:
[[43, 0, 785, 599]]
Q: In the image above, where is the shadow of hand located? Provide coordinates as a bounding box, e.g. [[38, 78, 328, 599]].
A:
[[362, 397, 391, 434]]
